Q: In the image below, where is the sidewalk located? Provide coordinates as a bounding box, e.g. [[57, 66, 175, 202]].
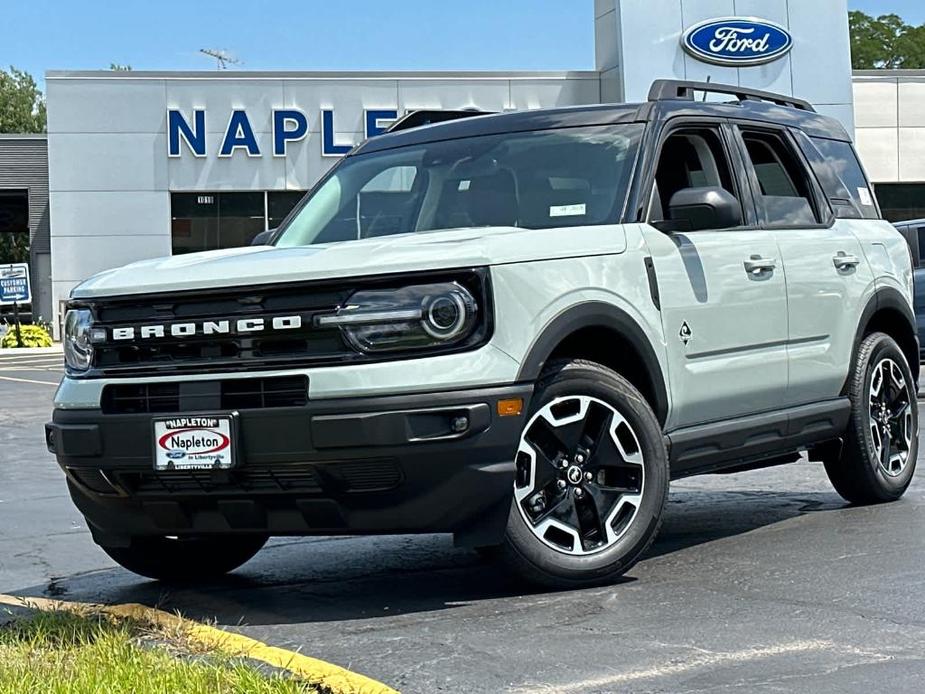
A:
[[0, 344, 62, 355]]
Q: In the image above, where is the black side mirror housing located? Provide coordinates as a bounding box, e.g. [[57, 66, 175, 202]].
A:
[[251, 228, 277, 246], [666, 187, 742, 232]]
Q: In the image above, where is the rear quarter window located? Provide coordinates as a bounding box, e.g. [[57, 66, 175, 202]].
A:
[[808, 136, 880, 219]]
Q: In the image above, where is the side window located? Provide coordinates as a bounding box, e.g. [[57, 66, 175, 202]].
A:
[[740, 130, 821, 227], [809, 137, 879, 220], [917, 226, 925, 267], [649, 126, 742, 229]]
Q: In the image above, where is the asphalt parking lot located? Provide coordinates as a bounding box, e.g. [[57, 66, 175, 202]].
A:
[[1, 349, 924, 693]]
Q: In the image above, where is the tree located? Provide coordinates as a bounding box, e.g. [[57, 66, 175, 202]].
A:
[[850, 11, 925, 69], [0, 67, 45, 133]]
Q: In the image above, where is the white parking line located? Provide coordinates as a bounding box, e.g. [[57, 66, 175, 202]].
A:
[[0, 360, 62, 366], [510, 640, 891, 693], [0, 375, 59, 386]]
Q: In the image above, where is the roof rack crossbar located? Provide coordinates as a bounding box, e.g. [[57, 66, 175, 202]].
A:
[[647, 79, 815, 112]]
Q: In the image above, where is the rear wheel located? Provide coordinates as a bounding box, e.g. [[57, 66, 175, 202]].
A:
[[102, 535, 268, 581], [501, 359, 668, 588], [824, 332, 918, 504]]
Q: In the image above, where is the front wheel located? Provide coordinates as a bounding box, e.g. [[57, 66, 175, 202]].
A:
[[102, 534, 268, 581], [824, 332, 918, 504], [500, 359, 668, 588]]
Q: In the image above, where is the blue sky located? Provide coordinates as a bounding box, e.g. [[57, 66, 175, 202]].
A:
[[4, 1, 923, 86]]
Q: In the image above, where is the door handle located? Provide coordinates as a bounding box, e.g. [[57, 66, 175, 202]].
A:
[[744, 255, 777, 275], [833, 252, 860, 270]]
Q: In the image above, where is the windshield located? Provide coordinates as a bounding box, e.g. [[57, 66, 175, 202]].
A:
[[274, 124, 643, 247]]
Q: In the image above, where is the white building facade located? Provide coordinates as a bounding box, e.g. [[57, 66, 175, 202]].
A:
[[40, 0, 923, 329]]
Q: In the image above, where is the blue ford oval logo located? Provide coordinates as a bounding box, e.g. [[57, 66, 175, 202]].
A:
[[682, 17, 793, 67]]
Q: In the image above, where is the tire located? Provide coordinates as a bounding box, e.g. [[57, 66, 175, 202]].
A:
[[500, 359, 669, 588], [102, 534, 268, 581], [824, 332, 918, 504]]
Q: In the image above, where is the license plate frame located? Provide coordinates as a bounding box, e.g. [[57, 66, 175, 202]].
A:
[[152, 413, 238, 471]]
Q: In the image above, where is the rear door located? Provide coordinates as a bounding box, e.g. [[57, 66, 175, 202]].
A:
[[732, 125, 874, 406], [640, 120, 789, 430]]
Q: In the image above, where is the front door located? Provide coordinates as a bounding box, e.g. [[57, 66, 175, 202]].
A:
[[640, 122, 789, 431]]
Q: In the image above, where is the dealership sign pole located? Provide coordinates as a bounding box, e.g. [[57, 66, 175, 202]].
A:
[[0, 263, 32, 348]]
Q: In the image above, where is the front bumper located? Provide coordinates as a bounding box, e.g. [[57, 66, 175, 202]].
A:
[[47, 383, 532, 548]]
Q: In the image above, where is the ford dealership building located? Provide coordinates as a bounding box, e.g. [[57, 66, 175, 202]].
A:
[[2, 0, 925, 330]]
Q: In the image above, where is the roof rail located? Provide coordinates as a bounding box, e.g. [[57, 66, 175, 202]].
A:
[[647, 79, 815, 112], [387, 109, 494, 133]]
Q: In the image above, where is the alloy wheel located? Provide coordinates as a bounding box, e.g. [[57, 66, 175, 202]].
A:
[[514, 395, 645, 556], [868, 357, 914, 477]]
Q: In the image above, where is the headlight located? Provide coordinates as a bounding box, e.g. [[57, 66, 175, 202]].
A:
[[64, 309, 94, 372], [316, 282, 479, 353]]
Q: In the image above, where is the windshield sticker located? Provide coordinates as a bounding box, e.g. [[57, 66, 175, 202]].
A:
[[458, 179, 471, 191], [549, 203, 587, 218], [858, 187, 873, 206]]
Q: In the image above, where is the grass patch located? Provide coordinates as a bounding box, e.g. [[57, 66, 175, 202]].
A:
[[0, 609, 315, 694]]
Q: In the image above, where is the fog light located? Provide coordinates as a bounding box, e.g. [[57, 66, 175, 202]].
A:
[[451, 415, 469, 433], [497, 398, 524, 417]]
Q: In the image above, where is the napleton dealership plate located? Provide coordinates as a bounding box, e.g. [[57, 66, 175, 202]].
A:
[[152, 415, 237, 471]]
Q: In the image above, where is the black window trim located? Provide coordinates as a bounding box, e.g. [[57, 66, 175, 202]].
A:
[[640, 115, 759, 232], [730, 122, 835, 231]]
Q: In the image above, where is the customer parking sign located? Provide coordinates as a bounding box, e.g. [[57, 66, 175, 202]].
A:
[[0, 264, 32, 305]]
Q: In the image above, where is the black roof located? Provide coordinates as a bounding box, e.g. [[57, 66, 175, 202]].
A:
[[353, 79, 850, 156]]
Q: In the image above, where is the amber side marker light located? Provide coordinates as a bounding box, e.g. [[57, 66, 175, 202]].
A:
[[497, 397, 524, 417]]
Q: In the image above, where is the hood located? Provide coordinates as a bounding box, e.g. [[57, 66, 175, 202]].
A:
[[71, 224, 628, 299]]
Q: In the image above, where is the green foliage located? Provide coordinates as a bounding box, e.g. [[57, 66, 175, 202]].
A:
[[1, 323, 53, 348], [0, 67, 46, 133], [0, 610, 313, 694], [0, 232, 30, 264], [850, 11, 925, 69]]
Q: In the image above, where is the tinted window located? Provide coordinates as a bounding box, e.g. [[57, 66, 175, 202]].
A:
[[171, 192, 265, 254], [810, 137, 879, 220], [741, 130, 819, 227], [267, 191, 306, 230], [275, 125, 643, 247], [917, 227, 925, 265], [874, 183, 925, 223]]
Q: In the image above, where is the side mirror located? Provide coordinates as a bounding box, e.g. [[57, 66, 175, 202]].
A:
[[250, 228, 277, 246], [666, 187, 742, 232]]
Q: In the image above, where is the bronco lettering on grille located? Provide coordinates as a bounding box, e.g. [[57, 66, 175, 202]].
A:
[[109, 315, 304, 341]]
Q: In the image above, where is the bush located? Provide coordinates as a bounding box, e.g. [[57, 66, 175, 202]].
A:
[[1, 323, 53, 348]]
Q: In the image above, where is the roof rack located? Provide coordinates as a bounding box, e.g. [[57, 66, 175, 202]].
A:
[[647, 79, 815, 112], [387, 109, 494, 133]]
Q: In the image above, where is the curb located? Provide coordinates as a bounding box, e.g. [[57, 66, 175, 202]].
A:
[[0, 593, 398, 694]]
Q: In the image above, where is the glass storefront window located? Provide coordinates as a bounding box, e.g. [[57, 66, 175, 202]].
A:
[[171, 192, 265, 254], [267, 192, 306, 230], [873, 183, 925, 224]]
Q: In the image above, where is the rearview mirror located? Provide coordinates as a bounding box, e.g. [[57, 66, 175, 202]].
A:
[[666, 187, 742, 232], [250, 228, 277, 246]]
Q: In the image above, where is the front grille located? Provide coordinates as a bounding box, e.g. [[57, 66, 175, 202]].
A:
[[101, 376, 308, 414], [116, 459, 402, 497], [72, 270, 490, 377], [87, 283, 352, 377]]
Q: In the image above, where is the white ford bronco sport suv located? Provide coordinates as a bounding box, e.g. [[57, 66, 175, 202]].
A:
[[47, 80, 919, 588]]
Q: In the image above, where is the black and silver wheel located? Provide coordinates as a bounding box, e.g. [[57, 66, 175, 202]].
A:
[[102, 534, 268, 582], [501, 359, 668, 588], [824, 332, 918, 504], [867, 357, 914, 477]]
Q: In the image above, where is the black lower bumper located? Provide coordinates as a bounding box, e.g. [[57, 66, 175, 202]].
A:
[[47, 383, 533, 548]]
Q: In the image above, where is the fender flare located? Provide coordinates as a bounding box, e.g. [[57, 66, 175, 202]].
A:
[[850, 286, 919, 383], [516, 301, 669, 423]]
